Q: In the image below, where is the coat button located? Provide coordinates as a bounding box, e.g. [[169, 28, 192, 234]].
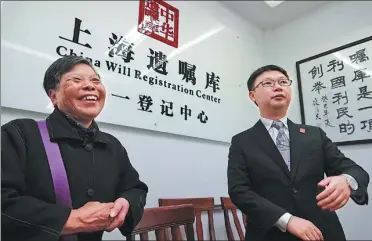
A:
[[292, 188, 298, 194], [87, 188, 95, 197], [85, 144, 93, 151]]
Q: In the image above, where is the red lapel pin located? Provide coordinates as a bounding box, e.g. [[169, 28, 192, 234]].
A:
[[300, 128, 306, 134]]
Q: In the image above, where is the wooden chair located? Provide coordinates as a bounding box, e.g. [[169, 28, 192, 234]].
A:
[[159, 198, 216, 241], [126, 204, 195, 241], [220, 197, 246, 241]]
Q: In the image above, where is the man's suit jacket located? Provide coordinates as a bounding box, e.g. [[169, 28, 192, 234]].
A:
[[227, 119, 369, 241]]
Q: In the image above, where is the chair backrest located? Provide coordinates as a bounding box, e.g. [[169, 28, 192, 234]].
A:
[[220, 197, 246, 241], [126, 204, 195, 241], [159, 198, 216, 241]]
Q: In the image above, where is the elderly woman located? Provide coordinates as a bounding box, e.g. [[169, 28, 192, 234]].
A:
[[1, 56, 148, 241]]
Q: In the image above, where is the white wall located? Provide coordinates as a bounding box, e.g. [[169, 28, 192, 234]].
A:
[[1, 1, 264, 240], [264, 1, 372, 239], [4, 1, 370, 240]]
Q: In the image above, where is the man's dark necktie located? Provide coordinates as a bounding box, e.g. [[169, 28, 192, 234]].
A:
[[272, 120, 290, 170]]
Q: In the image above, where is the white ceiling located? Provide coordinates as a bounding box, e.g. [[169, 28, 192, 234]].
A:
[[219, 1, 332, 30]]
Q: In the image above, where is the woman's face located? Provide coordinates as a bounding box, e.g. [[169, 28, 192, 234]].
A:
[[50, 63, 106, 126]]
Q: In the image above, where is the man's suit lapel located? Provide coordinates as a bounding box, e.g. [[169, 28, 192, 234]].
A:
[[287, 119, 303, 181], [251, 120, 290, 179]]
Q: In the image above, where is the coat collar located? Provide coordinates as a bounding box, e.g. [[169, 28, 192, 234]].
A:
[[287, 119, 303, 181], [45, 108, 109, 144]]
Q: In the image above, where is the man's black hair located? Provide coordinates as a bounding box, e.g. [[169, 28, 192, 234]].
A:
[[43, 55, 95, 96], [247, 65, 289, 91]]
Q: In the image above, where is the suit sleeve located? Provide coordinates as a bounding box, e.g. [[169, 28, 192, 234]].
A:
[[1, 122, 71, 240], [116, 144, 148, 236], [319, 127, 369, 205], [228, 136, 287, 235]]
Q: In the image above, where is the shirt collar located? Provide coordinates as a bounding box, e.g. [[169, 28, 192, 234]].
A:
[[260, 116, 288, 131]]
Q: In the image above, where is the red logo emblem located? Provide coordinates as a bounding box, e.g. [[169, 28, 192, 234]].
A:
[[138, 0, 179, 48], [300, 128, 306, 134]]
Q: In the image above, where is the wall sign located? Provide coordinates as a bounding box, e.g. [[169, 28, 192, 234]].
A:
[[296, 36, 372, 145], [1, 1, 252, 143]]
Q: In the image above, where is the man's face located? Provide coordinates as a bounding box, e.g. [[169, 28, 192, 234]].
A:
[[50, 63, 106, 122], [249, 70, 292, 111]]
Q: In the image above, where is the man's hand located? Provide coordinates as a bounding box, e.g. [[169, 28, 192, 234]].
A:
[[63, 202, 114, 234], [287, 216, 324, 240], [105, 197, 130, 232], [316, 176, 351, 211]]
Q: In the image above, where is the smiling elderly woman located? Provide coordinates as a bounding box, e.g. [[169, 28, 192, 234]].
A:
[[1, 56, 148, 241]]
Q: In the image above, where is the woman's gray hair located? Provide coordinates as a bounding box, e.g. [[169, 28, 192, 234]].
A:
[[43, 55, 96, 96]]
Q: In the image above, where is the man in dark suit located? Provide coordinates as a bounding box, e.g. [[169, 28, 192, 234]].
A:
[[227, 65, 369, 241]]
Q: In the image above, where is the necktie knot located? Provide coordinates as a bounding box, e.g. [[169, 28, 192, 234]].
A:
[[272, 120, 284, 130]]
